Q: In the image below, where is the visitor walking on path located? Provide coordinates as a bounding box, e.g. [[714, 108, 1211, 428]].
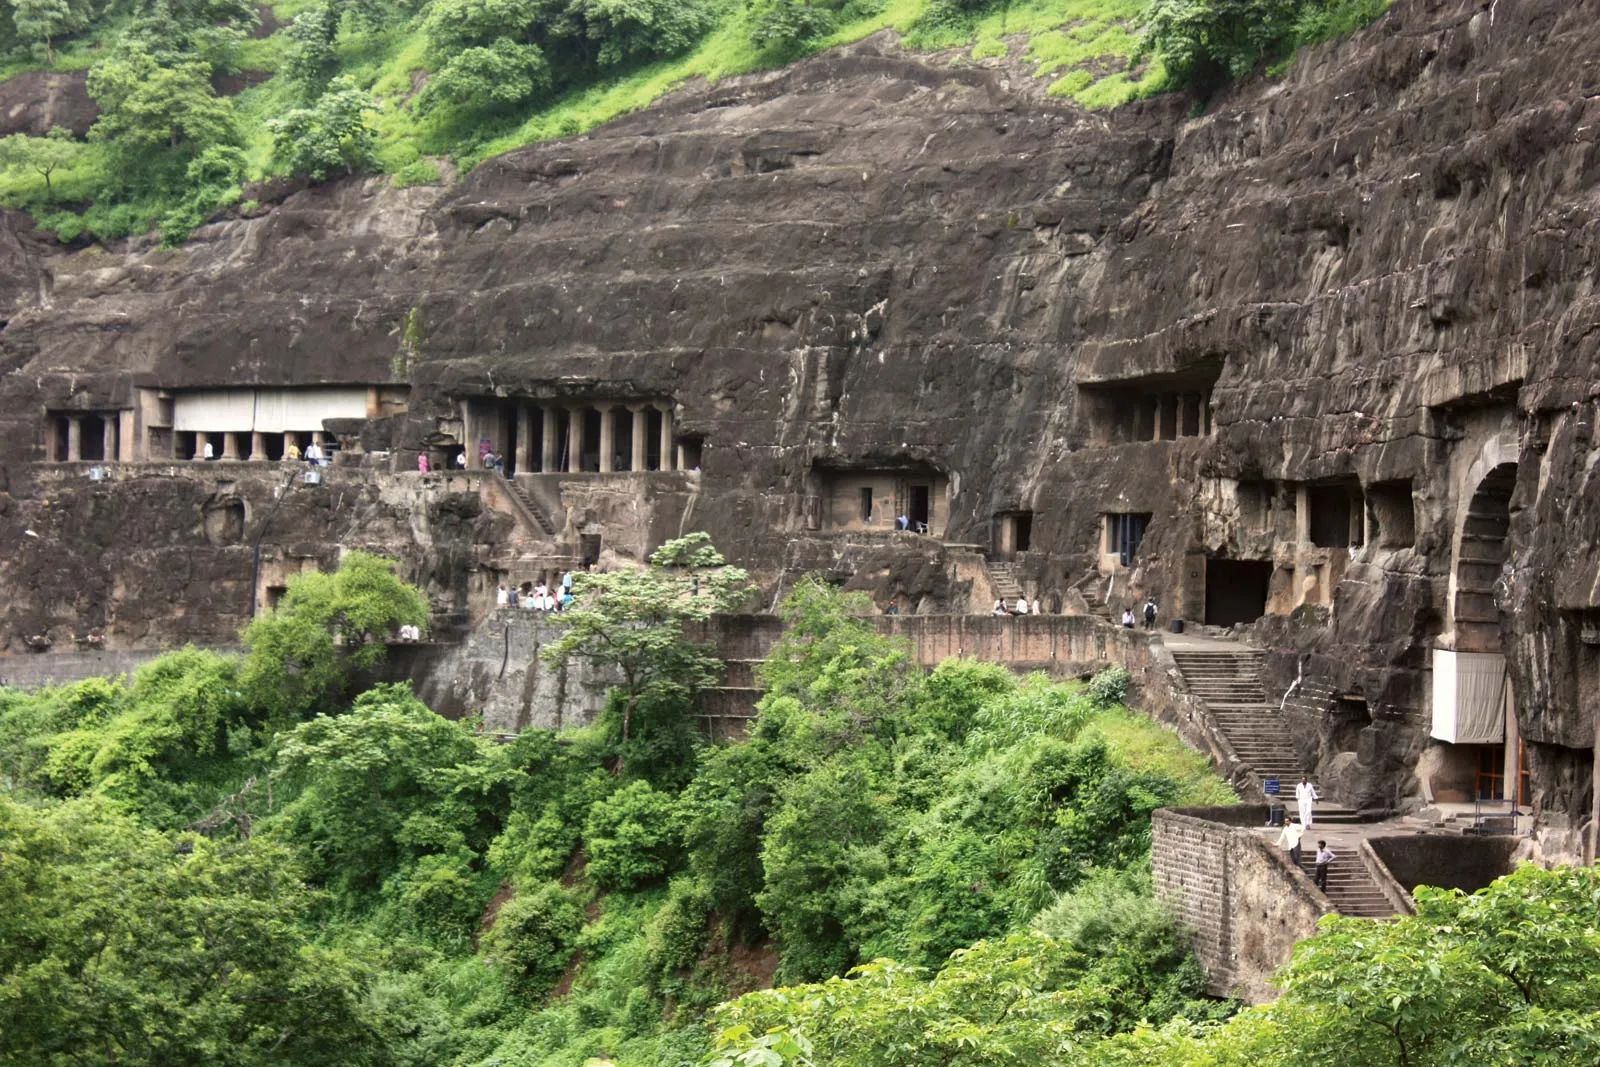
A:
[[1314, 840, 1335, 891], [1276, 820, 1304, 868], [1295, 776, 1319, 827], [1143, 597, 1158, 630]]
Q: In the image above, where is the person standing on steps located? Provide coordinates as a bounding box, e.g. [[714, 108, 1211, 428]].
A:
[[1295, 776, 1319, 827], [1276, 819, 1304, 868], [1143, 597, 1158, 630], [1314, 840, 1335, 891]]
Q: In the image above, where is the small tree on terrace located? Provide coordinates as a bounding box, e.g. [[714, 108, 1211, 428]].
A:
[[543, 533, 751, 757], [240, 551, 430, 719]]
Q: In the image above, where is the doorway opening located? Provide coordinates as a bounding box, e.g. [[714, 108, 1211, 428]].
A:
[[1204, 558, 1271, 626]]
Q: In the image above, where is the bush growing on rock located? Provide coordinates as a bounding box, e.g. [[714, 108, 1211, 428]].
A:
[[482, 879, 587, 996]]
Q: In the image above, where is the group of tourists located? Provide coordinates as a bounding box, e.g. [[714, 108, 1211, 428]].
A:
[[1120, 598, 1159, 629], [992, 596, 1036, 615], [1275, 777, 1336, 889], [496, 573, 574, 612]]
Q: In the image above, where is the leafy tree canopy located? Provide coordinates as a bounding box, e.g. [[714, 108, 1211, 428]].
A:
[[240, 550, 430, 720], [268, 76, 380, 181]]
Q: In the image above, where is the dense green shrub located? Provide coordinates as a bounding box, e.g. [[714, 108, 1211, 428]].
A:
[[1088, 663, 1131, 706], [584, 778, 684, 891], [481, 879, 586, 996], [268, 77, 379, 181], [1140, 0, 1390, 93]]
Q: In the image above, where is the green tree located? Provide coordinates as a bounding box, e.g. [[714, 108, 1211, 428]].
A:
[[0, 795, 393, 1066], [271, 685, 513, 899], [240, 551, 429, 719], [748, 0, 839, 53], [554, 0, 716, 68], [416, 38, 551, 115], [87, 43, 239, 181], [543, 532, 750, 753], [0, 128, 81, 194], [268, 76, 379, 181], [11, 0, 75, 64], [422, 0, 537, 60], [282, 2, 342, 98]]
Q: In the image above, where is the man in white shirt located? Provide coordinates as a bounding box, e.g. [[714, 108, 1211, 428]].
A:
[[306, 441, 325, 466], [201, 439, 215, 460], [1013, 596, 1030, 615], [1276, 820, 1304, 867], [1295, 776, 1319, 827]]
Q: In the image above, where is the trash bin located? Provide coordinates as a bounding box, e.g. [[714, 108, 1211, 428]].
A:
[[1169, 619, 1185, 634]]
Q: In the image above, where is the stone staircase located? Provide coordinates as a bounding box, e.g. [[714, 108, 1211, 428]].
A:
[[986, 560, 1023, 604], [1170, 646, 1309, 787], [493, 471, 558, 535], [1293, 846, 1400, 918]]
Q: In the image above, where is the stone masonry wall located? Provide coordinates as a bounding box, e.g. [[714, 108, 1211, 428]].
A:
[[1152, 807, 1330, 1004]]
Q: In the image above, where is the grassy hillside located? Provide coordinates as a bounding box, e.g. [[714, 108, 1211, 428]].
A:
[[0, 0, 1388, 244]]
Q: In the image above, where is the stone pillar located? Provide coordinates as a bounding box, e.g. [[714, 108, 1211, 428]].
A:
[[541, 406, 559, 473], [657, 404, 674, 472], [251, 431, 266, 460], [119, 409, 136, 461], [66, 416, 82, 461], [515, 405, 533, 474], [1203, 391, 1213, 436], [1295, 486, 1310, 545], [630, 406, 648, 472], [460, 401, 477, 469], [102, 414, 118, 463], [223, 431, 241, 460], [597, 404, 615, 473], [676, 443, 686, 471], [567, 407, 584, 473]]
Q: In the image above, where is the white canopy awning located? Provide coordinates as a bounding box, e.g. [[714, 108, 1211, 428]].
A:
[[1432, 648, 1508, 744], [173, 388, 369, 434]]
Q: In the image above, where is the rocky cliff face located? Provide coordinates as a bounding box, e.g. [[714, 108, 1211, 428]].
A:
[[2, 0, 1597, 855]]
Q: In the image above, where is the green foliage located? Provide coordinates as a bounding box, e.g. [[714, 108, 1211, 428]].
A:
[[10, 0, 79, 64], [584, 778, 683, 890], [1088, 663, 1132, 706], [0, 794, 395, 1066], [418, 37, 553, 115], [1139, 0, 1389, 92], [482, 879, 586, 996], [283, 2, 343, 98], [271, 684, 512, 900], [0, 578, 1245, 1067], [544, 532, 750, 765], [268, 76, 380, 180], [240, 550, 430, 719], [748, 0, 842, 52]]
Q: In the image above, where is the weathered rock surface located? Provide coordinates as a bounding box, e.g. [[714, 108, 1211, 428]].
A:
[[0, 69, 96, 137], [3, 1, 1599, 854]]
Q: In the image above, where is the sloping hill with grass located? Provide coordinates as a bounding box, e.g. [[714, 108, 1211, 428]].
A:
[[0, 0, 1386, 243]]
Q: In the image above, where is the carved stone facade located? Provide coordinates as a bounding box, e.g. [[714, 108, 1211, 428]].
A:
[[1, 1, 1597, 857]]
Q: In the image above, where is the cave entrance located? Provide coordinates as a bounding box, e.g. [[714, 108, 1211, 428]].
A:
[[908, 485, 932, 535], [1203, 558, 1271, 627], [1453, 463, 1516, 654], [1432, 462, 1520, 798]]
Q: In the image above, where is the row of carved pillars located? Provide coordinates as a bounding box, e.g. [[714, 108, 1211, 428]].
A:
[[181, 430, 331, 460], [51, 413, 123, 462], [462, 401, 679, 474]]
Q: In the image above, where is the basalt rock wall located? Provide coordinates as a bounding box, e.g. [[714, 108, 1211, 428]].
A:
[[3, 1, 1600, 844]]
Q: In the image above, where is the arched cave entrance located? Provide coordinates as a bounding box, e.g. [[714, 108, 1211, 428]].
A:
[[1432, 462, 1526, 804]]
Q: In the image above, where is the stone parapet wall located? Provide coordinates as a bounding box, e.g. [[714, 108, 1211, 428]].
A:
[[1152, 808, 1329, 1004]]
